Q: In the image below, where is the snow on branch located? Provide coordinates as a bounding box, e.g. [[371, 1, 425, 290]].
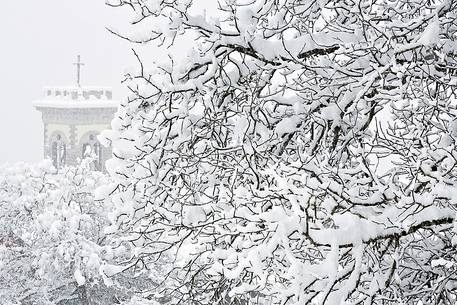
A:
[[103, 0, 457, 304]]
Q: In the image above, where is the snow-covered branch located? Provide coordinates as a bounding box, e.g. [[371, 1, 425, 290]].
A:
[[103, 0, 457, 304]]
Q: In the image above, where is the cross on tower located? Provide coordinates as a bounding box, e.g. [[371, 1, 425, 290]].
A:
[[73, 55, 85, 87]]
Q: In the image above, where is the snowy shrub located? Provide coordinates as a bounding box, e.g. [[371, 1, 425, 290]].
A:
[[104, 0, 457, 304], [0, 159, 138, 305]]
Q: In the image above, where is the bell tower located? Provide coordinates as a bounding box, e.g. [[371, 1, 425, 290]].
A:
[[33, 56, 118, 171]]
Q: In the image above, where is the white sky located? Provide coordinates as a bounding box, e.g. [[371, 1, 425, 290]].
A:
[[0, 0, 135, 163]]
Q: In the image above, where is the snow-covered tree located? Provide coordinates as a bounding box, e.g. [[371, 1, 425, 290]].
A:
[[103, 0, 457, 304], [0, 160, 137, 305]]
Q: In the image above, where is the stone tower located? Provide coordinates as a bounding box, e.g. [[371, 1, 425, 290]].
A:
[[33, 57, 118, 171]]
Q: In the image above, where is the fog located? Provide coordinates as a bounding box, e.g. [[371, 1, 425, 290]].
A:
[[0, 0, 132, 163]]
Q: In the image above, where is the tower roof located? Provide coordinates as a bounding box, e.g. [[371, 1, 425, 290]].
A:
[[33, 56, 119, 109], [33, 86, 119, 109]]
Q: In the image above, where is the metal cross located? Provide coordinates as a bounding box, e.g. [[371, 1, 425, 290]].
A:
[[73, 55, 85, 87]]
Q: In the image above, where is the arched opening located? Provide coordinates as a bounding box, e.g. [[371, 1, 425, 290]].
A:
[[50, 133, 67, 170], [81, 133, 102, 171]]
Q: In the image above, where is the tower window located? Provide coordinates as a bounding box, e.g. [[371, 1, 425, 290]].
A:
[[51, 134, 66, 170], [82, 134, 102, 171]]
